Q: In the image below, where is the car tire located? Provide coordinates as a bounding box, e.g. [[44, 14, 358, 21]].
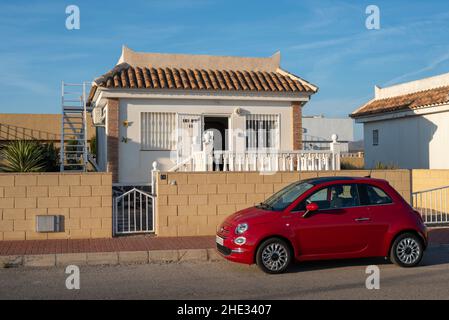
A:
[[390, 233, 424, 267], [256, 238, 292, 274]]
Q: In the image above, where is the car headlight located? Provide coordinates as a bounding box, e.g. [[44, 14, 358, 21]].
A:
[[235, 223, 248, 235]]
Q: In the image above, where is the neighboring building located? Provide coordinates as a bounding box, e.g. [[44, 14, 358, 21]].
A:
[[351, 71, 449, 169], [0, 113, 95, 148], [88, 46, 319, 183], [302, 115, 354, 152]]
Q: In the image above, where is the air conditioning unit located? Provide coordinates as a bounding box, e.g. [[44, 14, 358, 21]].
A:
[[92, 107, 105, 126]]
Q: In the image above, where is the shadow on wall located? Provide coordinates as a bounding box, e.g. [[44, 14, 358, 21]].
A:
[[366, 117, 437, 169]]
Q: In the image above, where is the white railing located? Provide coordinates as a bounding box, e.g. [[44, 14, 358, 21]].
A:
[[170, 149, 340, 172], [412, 186, 449, 225]]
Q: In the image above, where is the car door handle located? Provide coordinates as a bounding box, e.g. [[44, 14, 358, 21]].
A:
[[354, 217, 371, 222]]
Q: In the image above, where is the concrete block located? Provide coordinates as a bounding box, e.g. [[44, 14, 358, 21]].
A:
[[179, 249, 208, 262], [118, 251, 149, 264], [148, 249, 179, 263], [56, 253, 88, 266], [87, 252, 118, 265], [24, 254, 56, 267]]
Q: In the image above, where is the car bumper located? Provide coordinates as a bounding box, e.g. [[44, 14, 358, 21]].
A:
[[215, 234, 255, 265]]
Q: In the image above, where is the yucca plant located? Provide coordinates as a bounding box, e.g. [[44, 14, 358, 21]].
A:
[[1, 140, 46, 172]]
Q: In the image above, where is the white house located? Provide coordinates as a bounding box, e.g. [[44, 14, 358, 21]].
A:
[[302, 115, 354, 152], [351, 71, 449, 169], [87, 47, 345, 184]]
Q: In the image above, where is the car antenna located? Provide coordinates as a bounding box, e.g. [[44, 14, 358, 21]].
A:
[[365, 169, 373, 178]]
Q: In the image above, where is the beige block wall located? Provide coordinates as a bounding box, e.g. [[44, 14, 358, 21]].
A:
[[155, 170, 411, 237], [412, 170, 449, 192], [0, 173, 112, 240]]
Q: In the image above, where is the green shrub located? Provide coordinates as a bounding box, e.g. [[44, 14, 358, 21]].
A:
[[1, 140, 46, 172]]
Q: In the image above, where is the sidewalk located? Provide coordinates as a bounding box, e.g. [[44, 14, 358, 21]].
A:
[[1, 229, 448, 268]]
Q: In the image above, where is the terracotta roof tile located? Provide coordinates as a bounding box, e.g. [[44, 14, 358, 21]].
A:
[[93, 63, 315, 94], [351, 85, 449, 118]]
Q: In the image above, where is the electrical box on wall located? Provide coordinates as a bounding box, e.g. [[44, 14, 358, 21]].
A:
[[35, 215, 64, 233]]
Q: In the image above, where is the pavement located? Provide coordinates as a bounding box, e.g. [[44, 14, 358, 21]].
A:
[[1, 245, 449, 299], [1, 228, 449, 268]]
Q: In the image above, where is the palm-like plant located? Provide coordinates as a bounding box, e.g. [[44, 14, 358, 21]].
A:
[[1, 140, 46, 172]]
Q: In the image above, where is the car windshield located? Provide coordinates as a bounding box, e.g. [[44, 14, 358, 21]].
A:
[[257, 181, 314, 211]]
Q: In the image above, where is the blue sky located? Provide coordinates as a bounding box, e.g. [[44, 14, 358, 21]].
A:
[[1, 0, 449, 139]]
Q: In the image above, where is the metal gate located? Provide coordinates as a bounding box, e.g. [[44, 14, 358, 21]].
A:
[[412, 185, 449, 225], [113, 185, 155, 235]]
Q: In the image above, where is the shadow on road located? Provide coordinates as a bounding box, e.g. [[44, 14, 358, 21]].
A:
[[282, 246, 449, 274]]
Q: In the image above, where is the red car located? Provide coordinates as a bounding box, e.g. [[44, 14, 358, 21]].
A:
[[216, 176, 428, 274]]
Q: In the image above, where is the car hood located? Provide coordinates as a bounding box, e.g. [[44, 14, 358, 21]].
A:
[[225, 206, 275, 226]]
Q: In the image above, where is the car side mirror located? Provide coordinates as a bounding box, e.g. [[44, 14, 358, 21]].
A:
[[303, 202, 319, 218]]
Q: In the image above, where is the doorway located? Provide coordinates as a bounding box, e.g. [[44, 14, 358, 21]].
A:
[[203, 116, 229, 152]]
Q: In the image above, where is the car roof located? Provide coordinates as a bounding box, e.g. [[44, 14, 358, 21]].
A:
[[302, 176, 387, 185]]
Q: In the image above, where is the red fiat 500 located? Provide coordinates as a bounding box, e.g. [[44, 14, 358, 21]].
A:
[[216, 177, 428, 274]]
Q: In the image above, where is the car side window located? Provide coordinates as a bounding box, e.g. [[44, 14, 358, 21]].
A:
[[358, 184, 393, 205], [295, 184, 360, 211]]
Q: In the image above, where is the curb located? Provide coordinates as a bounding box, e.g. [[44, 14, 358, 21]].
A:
[[0, 248, 223, 269]]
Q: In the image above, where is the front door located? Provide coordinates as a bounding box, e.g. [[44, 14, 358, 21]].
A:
[[177, 114, 202, 162]]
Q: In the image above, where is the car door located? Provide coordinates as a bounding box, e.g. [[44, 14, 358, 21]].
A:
[[356, 183, 395, 256], [291, 183, 373, 260]]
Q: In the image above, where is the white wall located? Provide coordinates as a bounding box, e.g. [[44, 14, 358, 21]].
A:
[[364, 111, 449, 169], [118, 98, 293, 184]]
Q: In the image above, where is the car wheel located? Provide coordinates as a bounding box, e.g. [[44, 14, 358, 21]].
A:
[[256, 238, 292, 274], [390, 233, 424, 267]]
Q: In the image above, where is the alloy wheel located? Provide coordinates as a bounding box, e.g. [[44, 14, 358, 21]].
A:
[[396, 237, 421, 265]]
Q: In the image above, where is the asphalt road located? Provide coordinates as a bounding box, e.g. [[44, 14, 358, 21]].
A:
[[1, 245, 449, 300]]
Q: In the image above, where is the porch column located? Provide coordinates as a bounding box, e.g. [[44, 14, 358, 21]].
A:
[[292, 101, 303, 150], [106, 98, 119, 182]]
